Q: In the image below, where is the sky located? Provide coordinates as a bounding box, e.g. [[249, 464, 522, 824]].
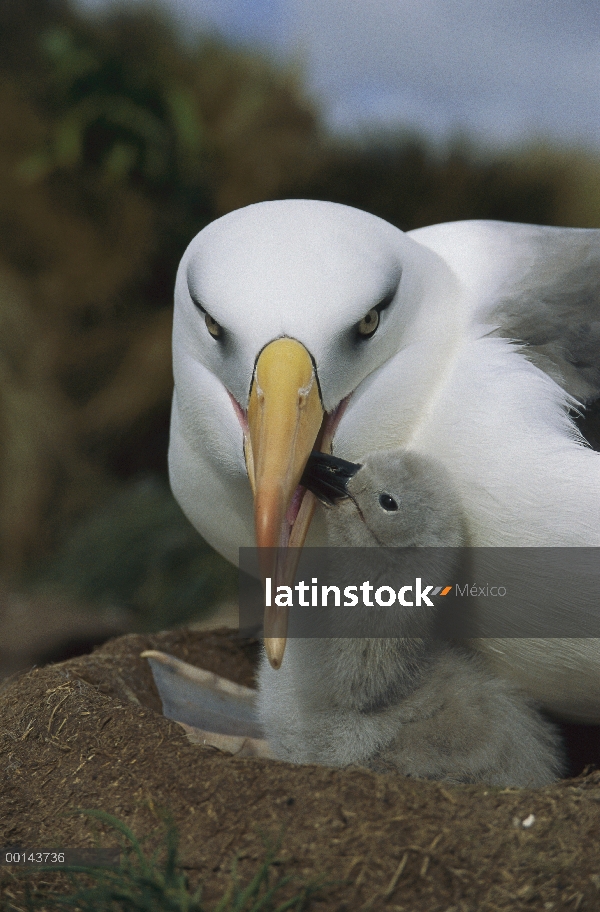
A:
[[75, 0, 600, 151]]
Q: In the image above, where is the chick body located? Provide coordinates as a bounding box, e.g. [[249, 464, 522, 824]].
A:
[[257, 450, 564, 786]]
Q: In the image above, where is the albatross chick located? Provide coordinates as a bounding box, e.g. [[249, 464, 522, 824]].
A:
[[257, 450, 564, 786]]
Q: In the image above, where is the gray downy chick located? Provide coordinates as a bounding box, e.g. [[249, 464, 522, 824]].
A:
[[256, 449, 564, 786]]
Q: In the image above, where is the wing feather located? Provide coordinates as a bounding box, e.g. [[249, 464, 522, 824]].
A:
[[409, 220, 600, 404]]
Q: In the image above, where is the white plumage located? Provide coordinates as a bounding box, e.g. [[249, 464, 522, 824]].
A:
[[169, 199, 600, 721]]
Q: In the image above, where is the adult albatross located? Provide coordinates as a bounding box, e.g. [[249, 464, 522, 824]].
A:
[[169, 199, 600, 721]]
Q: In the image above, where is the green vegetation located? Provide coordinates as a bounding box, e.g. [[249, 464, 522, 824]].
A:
[[28, 477, 237, 630], [1, 811, 326, 911]]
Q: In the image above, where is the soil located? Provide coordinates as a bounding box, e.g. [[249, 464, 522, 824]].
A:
[[1, 628, 600, 911]]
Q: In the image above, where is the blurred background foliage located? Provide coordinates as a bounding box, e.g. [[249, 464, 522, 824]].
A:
[[0, 0, 599, 640]]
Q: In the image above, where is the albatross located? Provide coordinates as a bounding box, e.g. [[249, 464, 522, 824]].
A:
[[144, 448, 565, 786], [257, 448, 564, 785], [169, 199, 600, 721]]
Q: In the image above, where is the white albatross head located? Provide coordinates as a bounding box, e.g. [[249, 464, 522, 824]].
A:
[[169, 200, 459, 665]]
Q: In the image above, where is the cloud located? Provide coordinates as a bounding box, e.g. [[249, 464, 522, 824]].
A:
[[287, 0, 600, 147]]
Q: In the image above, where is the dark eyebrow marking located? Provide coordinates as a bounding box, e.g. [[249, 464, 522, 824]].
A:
[[189, 292, 205, 312], [376, 286, 397, 312]]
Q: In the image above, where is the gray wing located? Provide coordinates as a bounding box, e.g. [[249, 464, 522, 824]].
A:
[[409, 220, 600, 405], [142, 650, 264, 739]]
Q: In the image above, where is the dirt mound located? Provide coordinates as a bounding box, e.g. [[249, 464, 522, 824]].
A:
[[1, 629, 600, 910]]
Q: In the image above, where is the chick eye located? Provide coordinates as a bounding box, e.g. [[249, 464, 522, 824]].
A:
[[205, 312, 222, 339], [357, 308, 380, 339], [379, 493, 398, 512]]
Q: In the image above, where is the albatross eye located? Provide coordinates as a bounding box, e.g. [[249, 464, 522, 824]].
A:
[[379, 493, 398, 512], [205, 312, 222, 339], [357, 308, 380, 339]]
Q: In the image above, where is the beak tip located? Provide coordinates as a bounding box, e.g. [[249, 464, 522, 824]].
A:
[[264, 636, 286, 670]]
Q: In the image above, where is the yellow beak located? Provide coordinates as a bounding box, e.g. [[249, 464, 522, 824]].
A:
[[245, 338, 324, 668]]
